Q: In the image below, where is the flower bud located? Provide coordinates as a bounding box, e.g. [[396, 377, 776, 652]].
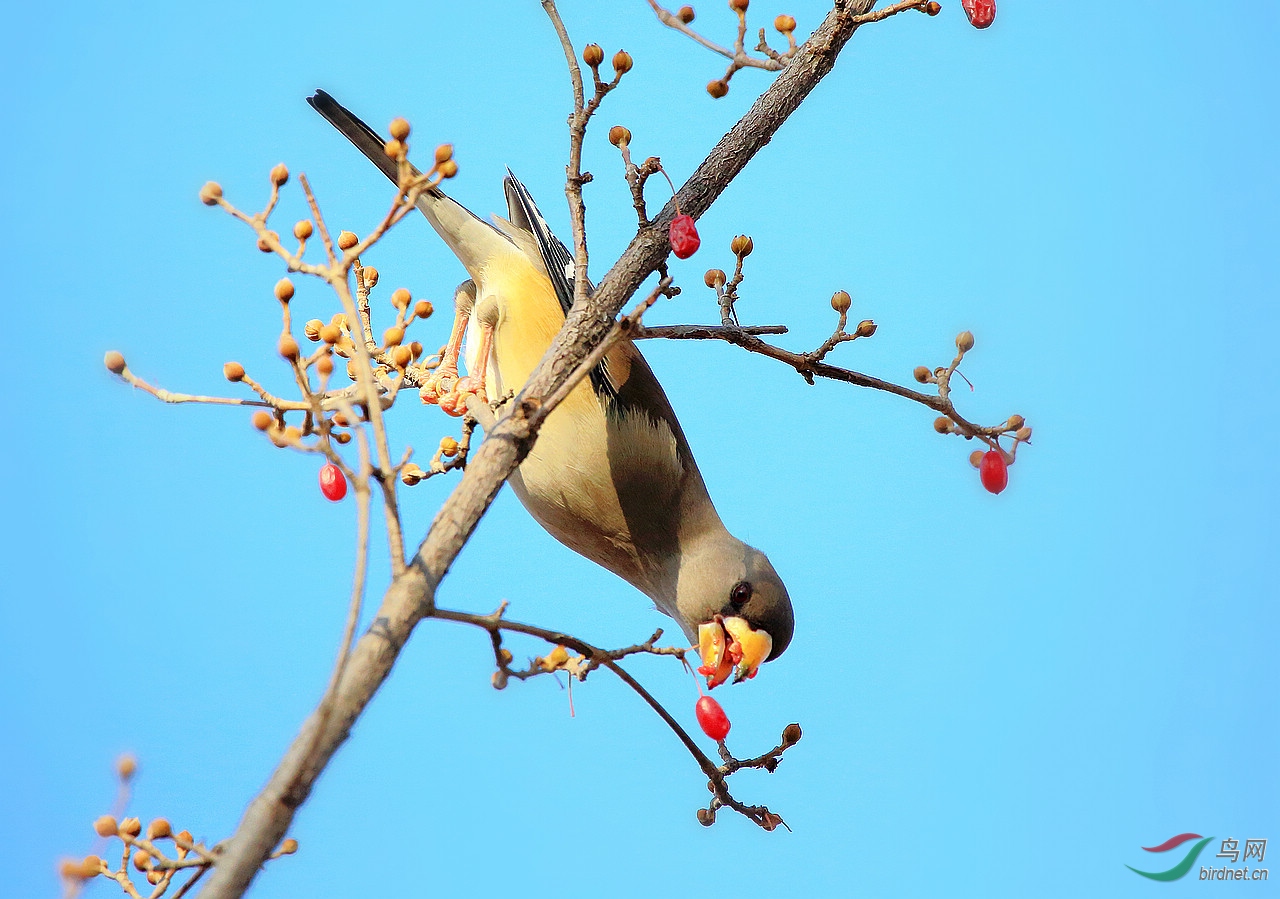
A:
[[104, 350, 127, 374], [583, 43, 604, 67], [80, 856, 104, 878], [697, 807, 715, 826], [392, 345, 413, 368], [956, 330, 975, 352], [1015, 427, 1032, 441], [391, 287, 411, 309], [252, 411, 272, 431], [730, 0, 748, 13], [302, 319, 322, 342], [970, 450, 985, 469], [913, 365, 931, 383], [319, 324, 341, 344], [609, 125, 631, 147], [274, 278, 295, 303], [435, 143, 454, 164], [383, 138, 404, 159], [612, 50, 633, 74], [401, 463, 424, 486], [774, 14, 796, 32], [116, 753, 137, 780], [147, 871, 164, 885], [362, 266, 379, 288], [678, 5, 695, 23], [383, 326, 404, 347], [133, 851, 151, 872], [925, 1, 941, 14], [199, 182, 223, 205], [498, 648, 513, 665], [440, 436, 460, 456], [256, 231, 280, 253], [933, 416, 953, 434], [317, 353, 334, 377], [334, 431, 352, 444], [1007, 414, 1025, 430], [280, 838, 299, 855], [269, 163, 289, 186], [830, 290, 852, 313], [389, 117, 411, 141], [93, 815, 118, 837], [146, 818, 171, 840], [119, 817, 142, 837], [707, 79, 729, 99], [337, 231, 359, 250], [414, 300, 434, 320], [438, 159, 458, 179], [174, 831, 194, 852], [704, 269, 726, 288], [279, 334, 300, 360], [410, 341, 423, 359], [856, 319, 877, 338], [223, 362, 245, 382], [730, 234, 753, 256], [293, 219, 313, 240]]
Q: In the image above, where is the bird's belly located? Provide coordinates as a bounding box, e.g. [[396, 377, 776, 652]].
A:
[[507, 385, 683, 600]]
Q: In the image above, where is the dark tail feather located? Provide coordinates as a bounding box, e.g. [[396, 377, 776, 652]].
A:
[[307, 89, 411, 185]]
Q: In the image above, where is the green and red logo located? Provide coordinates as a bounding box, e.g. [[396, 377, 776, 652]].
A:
[[1128, 833, 1214, 881]]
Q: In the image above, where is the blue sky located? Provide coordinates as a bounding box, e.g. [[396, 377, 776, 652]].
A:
[[3, 2, 1276, 896]]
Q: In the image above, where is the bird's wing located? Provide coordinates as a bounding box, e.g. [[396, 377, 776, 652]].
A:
[[307, 90, 518, 283], [500, 171, 622, 402]]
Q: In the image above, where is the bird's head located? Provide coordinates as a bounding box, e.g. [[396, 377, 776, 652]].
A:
[[676, 538, 793, 688]]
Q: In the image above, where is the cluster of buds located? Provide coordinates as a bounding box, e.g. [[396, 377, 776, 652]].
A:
[[696, 721, 802, 829], [582, 43, 634, 84], [654, 1, 801, 98], [703, 234, 763, 324], [399, 433, 467, 487], [376, 114, 458, 186], [915, 331, 1031, 493], [61, 812, 296, 894]]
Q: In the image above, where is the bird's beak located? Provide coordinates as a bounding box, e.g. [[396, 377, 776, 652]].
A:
[[697, 616, 774, 688]]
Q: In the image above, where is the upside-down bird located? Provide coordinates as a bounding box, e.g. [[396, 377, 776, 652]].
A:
[[308, 90, 793, 685]]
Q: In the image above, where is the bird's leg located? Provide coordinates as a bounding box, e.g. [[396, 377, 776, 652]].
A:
[[421, 281, 476, 406], [439, 299, 496, 418]]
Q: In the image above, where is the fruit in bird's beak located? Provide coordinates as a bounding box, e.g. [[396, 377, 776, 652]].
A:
[[697, 616, 774, 688]]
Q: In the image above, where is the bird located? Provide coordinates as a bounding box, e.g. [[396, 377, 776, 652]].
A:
[[308, 90, 793, 686]]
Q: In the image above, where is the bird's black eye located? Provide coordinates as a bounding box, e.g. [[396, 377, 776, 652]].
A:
[[730, 580, 753, 606]]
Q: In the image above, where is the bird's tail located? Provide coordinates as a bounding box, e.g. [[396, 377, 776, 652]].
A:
[[306, 89, 511, 280]]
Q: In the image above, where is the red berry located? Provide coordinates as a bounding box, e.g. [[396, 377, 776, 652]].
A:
[[961, 0, 995, 28], [695, 695, 731, 741], [669, 214, 701, 259], [319, 462, 347, 501], [979, 450, 1008, 494]]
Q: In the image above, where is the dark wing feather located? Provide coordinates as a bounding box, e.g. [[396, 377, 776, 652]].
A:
[[503, 170, 619, 403]]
